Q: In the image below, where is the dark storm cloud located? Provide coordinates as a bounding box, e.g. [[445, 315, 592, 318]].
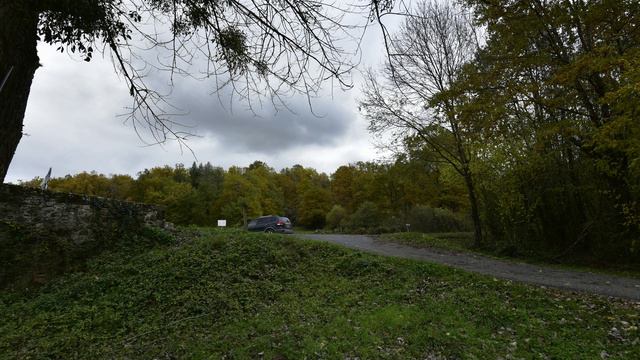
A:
[[5, 44, 372, 183], [168, 79, 356, 153], [6, 8, 405, 183]]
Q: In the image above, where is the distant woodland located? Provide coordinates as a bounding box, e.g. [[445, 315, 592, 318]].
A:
[[20, 158, 471, 235]]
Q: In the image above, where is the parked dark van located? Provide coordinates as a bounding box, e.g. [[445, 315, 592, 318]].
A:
[[247, 215, 293, 234]]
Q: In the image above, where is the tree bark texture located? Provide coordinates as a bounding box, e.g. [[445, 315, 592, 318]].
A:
[[463, 169, 483, 248], [0, 3, 40, 182]]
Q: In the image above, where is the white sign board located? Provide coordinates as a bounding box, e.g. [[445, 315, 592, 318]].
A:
[[217, 220, 227, 227]]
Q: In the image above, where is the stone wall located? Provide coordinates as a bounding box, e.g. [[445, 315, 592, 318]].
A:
[[0, 184, 167, 288], [0, 183, 165, 244]]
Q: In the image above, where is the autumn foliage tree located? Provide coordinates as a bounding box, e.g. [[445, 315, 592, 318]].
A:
[[453, 0, 640, 259], [19, 156, 469, 232]]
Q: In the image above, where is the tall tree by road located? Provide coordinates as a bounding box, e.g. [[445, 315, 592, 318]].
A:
[[459, 0, 640, 256], [360, 1, 484, 246]]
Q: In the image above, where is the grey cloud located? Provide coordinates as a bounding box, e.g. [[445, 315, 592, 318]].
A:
[[167, 79, 357, 153], [6, 27, 379, 183]]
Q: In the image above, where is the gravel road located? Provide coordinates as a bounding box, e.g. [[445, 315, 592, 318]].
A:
[[298, 233, 640, 300]]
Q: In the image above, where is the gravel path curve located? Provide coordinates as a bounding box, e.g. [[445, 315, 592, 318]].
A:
[[298, 233, 640, 300]]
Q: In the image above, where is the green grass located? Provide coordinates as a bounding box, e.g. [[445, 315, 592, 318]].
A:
[[380, 232, 476, 253], [1, 228, 639, 359]]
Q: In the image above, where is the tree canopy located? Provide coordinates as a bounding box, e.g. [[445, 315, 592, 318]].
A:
[[361, 0, 640, 262], [20, 156, 469, 234]]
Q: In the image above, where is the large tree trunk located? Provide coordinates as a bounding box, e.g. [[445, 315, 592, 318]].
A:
[[450, 115, 483, 248], [0, 3, 40, 182], [462, 169, 483, 248]]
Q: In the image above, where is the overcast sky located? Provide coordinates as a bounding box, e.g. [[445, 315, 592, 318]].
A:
[[5, 9, 404, 184]]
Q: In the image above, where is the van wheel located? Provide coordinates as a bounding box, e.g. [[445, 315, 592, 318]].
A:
[[265, 228, 275, 233]]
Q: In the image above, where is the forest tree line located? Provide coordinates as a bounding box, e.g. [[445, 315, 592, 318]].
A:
[[19, 158, 471, 235]]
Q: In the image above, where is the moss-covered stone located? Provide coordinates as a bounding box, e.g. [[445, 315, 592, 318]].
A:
[[0, 184, 168, 288]]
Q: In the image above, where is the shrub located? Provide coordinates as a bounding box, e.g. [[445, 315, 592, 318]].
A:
[[325, 205, 347, 231], [407, 205, 470, 233], [299, 209, 327, 229], [347, 201, 382, 231]]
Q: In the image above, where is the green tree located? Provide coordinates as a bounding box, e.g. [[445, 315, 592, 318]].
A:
[[217, 167, 261, 226], [133, 166, 197, 224], [298, 185, 332, 229], [246, 161, 283, 217], [331, 165, 358, 213], [189, 162, 225, 225], [455, 0, 640, 259], [278, 165, 330, 224], [109, 174, 136, 201], [48, 172, 112, 197]]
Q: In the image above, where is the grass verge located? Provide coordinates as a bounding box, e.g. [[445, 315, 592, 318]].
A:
[[380, 232, 640, 279], [1, 228, 638, 359], [379, 232, 476, 253]]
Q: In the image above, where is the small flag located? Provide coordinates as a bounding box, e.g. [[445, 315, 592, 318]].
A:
[[41, 167, 52, 190]]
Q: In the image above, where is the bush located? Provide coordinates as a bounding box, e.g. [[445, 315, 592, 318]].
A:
[[476, 153, 640, 263], [407, 205, 470, 233], [299, 209, 327, 229], [338, 203, 468, 235], [325, 205, 347, 231], [345, 202, 382, 232]]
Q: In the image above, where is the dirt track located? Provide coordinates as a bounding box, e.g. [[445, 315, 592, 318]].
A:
[[298, 233, 640, 300]]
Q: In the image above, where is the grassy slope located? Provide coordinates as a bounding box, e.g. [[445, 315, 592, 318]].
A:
[[1, 229, 639, 359]]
